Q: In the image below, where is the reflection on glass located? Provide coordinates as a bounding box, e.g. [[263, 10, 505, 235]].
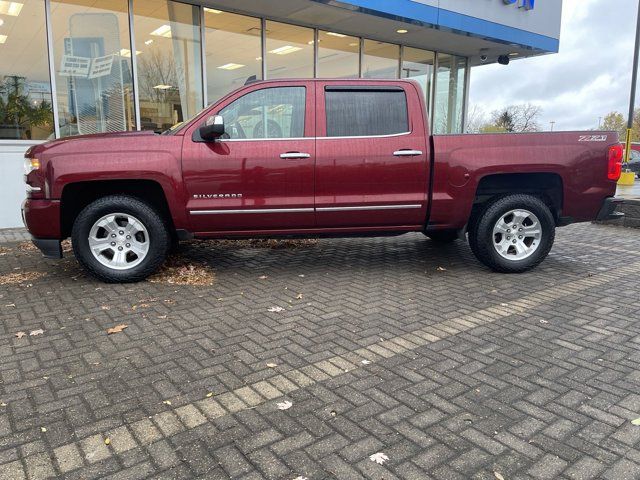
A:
[[402, 47, 434, 114], [434, 53, 466, 134], [317, 31, 359, 79], [0, 0, 54, 140], [134, 0, 202, 132], [51, 0, 135, 137], [205, 10, 261, 105], [362, 40, 399, 79], [266, 21, 313, 79], [219, 87, 306, 140]]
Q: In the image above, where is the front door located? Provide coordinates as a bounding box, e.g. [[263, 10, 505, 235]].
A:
[[182, 83, 315, 233], [315, 81, 429, 228]]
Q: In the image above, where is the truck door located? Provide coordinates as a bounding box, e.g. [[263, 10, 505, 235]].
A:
[[182, 82, 315, 233], [315, 82, 429, 228]]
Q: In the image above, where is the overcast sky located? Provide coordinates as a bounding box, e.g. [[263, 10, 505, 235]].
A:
[[469, 0, 639, 131]]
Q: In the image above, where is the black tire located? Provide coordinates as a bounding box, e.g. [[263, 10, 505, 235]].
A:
[[427, 229, 459, 243], [468, 194, 555, 273], [71, 195, 170, 283]]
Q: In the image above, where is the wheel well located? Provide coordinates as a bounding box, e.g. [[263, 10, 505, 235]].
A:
[[473, 173, 563, 222], [60, 180, 174, 238]]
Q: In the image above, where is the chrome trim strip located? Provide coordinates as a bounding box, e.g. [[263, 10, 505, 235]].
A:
[[317, 131, 412, 140], [317, 204, 423, 212], [128, 0, 141, 131], [44, 0, 60, 139], [26, 185, 42, 193], [190, 208, 314, 215]]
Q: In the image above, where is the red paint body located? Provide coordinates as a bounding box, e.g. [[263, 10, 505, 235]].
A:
[[22, 79, 619, 240]]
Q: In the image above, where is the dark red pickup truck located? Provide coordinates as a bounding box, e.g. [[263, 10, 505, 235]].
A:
[[22, 79, 623, 283]]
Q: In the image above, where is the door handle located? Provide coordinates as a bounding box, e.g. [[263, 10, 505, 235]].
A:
[[280, 152, 311, 159], [393, 150, 423, 157]]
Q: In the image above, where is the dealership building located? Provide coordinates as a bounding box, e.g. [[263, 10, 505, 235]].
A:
[[0, 0, 562, 229]]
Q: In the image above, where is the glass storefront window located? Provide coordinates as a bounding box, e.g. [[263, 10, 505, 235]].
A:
[[362, 40, 399, 79], [134, 0, 202, 132], [402, 47, 434, 114], [317, 31, 359, 79], [0, 0, 54, 140], [204, 10, 261, 106], [266, 21, 313, 79], [434, 53, 466, 134], [51, 0, 135, 137]]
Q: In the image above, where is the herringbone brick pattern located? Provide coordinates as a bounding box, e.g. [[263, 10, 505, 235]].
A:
[[0, 223, 639, 479]]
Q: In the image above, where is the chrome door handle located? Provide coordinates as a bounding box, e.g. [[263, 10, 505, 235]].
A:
[[280, 152, 311, 159], [393, 150, 423, 157]]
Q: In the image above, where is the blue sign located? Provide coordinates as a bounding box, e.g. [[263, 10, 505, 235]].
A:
[[503, 0, 535, 10]]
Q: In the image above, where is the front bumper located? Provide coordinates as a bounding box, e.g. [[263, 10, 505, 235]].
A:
[[596, 197, 624, 221], [21, 199, 63, 259]]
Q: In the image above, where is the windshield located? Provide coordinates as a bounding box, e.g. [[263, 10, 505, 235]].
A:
[[161, 108, 209, 135]]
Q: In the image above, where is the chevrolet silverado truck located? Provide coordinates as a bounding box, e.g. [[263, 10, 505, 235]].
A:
[[22, 79, 624, 283]]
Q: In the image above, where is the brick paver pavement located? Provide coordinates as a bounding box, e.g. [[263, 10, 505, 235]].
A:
[[0, 223, 639, 479]]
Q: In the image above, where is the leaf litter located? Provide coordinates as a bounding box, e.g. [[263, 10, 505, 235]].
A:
[[0, 271, 46, 286], [148, 256, 215, 286]]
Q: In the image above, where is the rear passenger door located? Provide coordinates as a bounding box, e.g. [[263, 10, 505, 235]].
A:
[[315, 82, 429, 228]]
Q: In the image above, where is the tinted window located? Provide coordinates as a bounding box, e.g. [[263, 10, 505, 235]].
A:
[[325, 89, 409, 137], [219, 87, 306, 139]]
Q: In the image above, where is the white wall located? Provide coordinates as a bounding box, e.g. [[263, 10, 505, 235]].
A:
[[0, 141, 39, 229]]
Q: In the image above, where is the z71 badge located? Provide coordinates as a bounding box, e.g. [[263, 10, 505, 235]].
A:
[[578, 135, 608, 142]]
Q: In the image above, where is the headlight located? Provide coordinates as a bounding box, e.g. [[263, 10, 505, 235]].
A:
[[24, 157, 41, 176]]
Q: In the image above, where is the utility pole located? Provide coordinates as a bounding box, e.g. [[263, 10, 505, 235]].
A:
[[625, 0, 640, 164], [550, 121, 556, 132], [598, 117, 602, 129]]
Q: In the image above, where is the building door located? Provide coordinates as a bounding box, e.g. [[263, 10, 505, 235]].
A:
[[314, 81, 429, 228], [182, 82, 315, 233]]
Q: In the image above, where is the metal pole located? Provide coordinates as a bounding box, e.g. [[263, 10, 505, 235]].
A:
[[625, 0, 640, 164]]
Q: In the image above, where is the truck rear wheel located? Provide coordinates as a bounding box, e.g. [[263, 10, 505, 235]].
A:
[[71, 195, 170, 283], [469, 194, 555, 273]]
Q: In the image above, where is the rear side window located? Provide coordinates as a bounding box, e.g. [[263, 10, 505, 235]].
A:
[[325, 88, 409, 137]]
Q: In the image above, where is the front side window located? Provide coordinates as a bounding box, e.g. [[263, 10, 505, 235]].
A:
[[325, 89, 408, 137], [218, 87, 306, 140]]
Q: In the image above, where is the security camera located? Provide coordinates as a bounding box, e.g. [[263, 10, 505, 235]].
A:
[[498, 55, 510, 66], [480, 55, 488, 63]]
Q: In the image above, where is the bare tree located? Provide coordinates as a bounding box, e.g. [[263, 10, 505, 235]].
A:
[[480, 104, 543, 133], [465, 105, 488, 133]]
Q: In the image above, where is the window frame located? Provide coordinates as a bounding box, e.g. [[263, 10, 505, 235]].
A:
[[321, 85, 411, 140]]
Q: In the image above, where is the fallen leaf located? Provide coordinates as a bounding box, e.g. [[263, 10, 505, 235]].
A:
[[277, 400, 293, 410], [267, 363, 278, 368], [0, 271, 46, 286], [268, 306, 285, 313], [494, 472, 505, 480], [0, 403, 6, 407], [104, 438, 111, 445], [29, 329, 44, 336], [206, 392, 214, 398], [106, 324, 128, 335], [15, 332, 26, 339], [296, 293, 303, 300], [149, 257, 215, 286], [631, 418, 640, 426], [369, 452, 389, 465], [292, 477, 308, 480], [540, 319, 549, 324], [500, 303, 509, 307], [436, 267, 447, 272], [40, 427, 47, 433], [361, 360, 371, 365], [259, 275, 268, 280], [4, 304, 16, 308], [163, 400, 172, 406]]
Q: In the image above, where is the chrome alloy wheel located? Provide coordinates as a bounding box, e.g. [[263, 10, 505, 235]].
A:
[[88, 213, 150, 270], [492, 209, 542, 261]]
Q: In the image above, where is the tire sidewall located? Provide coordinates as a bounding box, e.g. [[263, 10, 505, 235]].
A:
[[72, 196, 169, 282], [473, 195, 555, 272]]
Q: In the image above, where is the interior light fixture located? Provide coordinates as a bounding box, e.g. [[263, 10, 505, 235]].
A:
[[150, 24, 172, 38], [326, 32, 347, 38], [348, 42, 358, 47], [153, 84, 173, 90], [0, 1, 23, 16], [0, 34, 6, 44], [204, 7, 222, 14], [269, 45, 303, 55], [218, 63, 245, 70], [120, 49, 141, 57], [144, 39, 153, 45], [396, 29, 409, 34]]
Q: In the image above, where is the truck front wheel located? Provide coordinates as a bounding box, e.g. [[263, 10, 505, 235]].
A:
[[469, 194, 555, 273], [71, 195, 170, 283]]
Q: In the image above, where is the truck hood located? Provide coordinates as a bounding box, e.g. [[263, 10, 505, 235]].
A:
[[26, 130, 158, 157]]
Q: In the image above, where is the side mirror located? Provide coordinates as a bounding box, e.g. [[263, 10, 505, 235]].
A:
[[198, 115, 225, 141]]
